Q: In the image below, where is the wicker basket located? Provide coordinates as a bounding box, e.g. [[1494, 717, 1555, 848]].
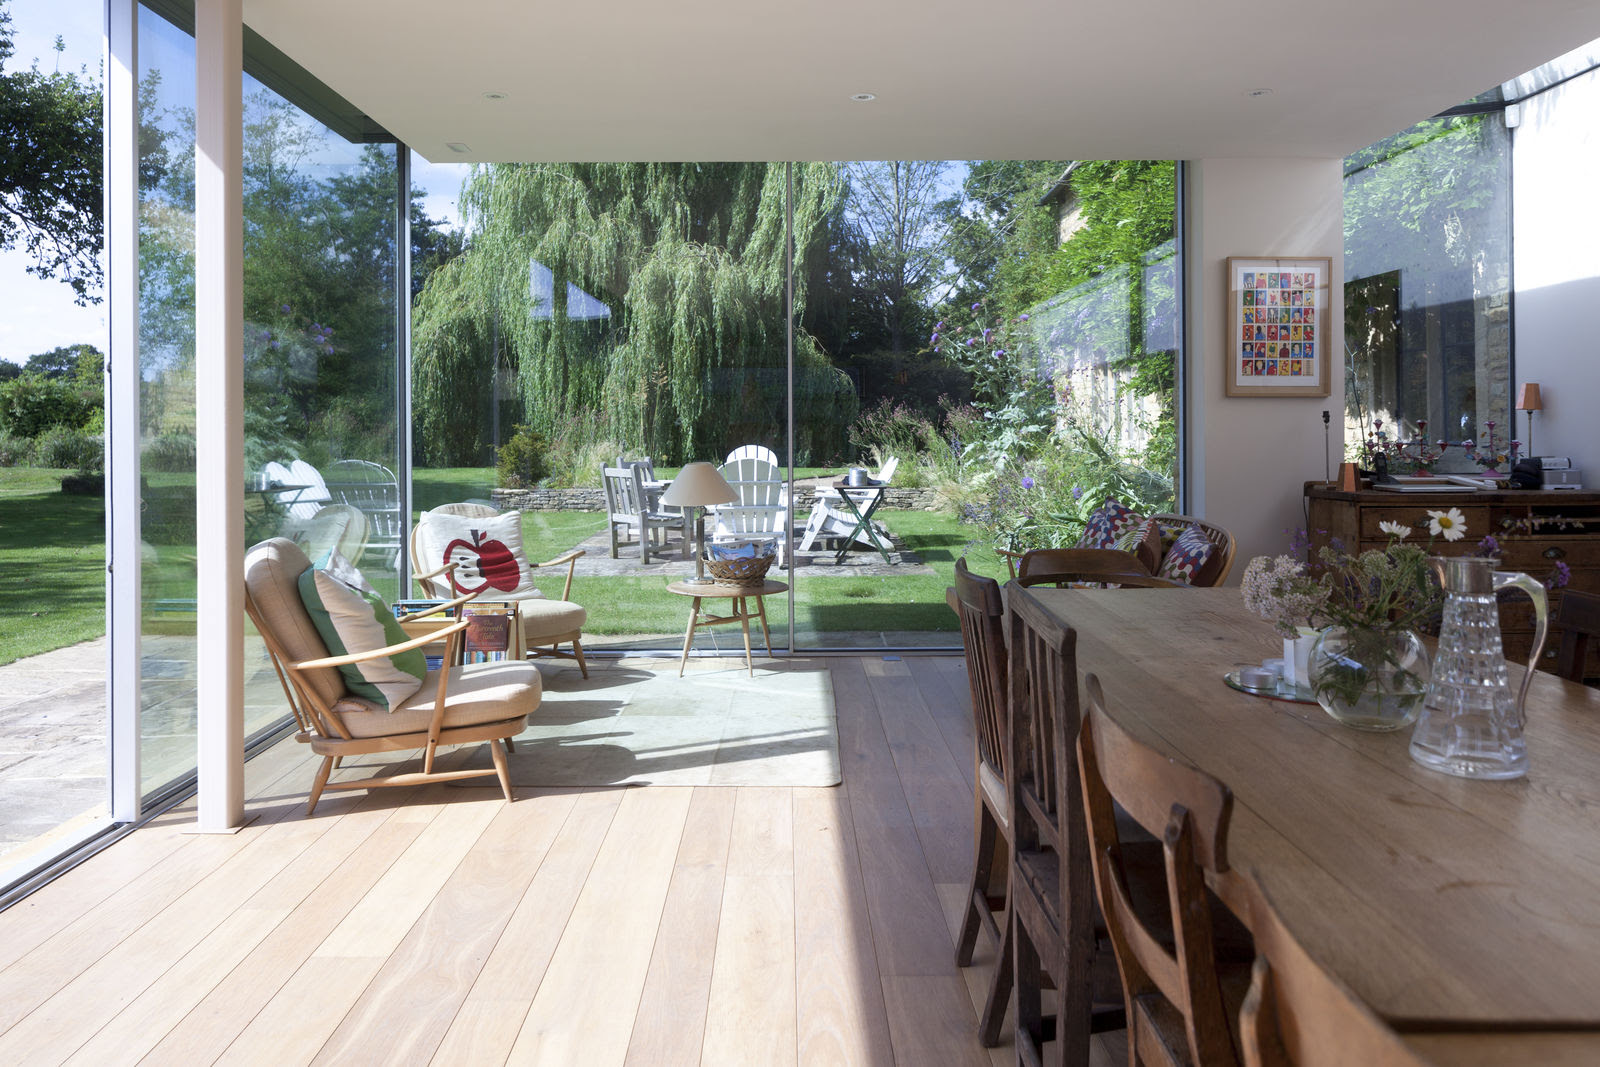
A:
[[704, 553, 775, 586]]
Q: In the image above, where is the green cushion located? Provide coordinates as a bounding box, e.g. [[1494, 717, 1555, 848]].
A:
[[297, 562, 426, 711]]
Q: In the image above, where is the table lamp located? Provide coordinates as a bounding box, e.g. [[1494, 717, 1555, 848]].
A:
[[1516, 382, 1543, 458], [660, 461, 738, 584]]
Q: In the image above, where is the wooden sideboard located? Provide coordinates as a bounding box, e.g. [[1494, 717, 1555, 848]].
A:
[[1305, 482, 1600, 678]]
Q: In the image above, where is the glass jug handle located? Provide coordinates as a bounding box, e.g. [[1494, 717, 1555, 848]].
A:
[[1493, 570, 1549, 725]]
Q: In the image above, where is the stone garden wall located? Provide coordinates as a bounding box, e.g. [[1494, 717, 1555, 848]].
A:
[[491, 485, 939, 512]]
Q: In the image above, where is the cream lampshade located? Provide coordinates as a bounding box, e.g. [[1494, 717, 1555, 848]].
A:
[[661, 462, 739, 584], [1516, 382, 1544, 458]]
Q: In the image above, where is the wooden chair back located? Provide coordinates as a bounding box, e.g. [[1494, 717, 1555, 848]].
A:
[[1240, 884, 1424, 1067], [725, 443, 779, 467], [1554, 588, 1600, 683], [950, 558, 1007, 779], [602, 464, 647, 519], [1077, 675, 1239, 1065], [411, 501, 499, 599], [1006, 583, 1082, 862], [1017, 547, 1186, 589]]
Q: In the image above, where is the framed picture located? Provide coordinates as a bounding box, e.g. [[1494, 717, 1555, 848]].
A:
[[1225, 256, 1331, 397]]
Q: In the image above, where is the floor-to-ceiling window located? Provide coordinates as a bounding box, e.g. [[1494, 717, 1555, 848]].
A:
[[136, 2, 404, 797], [1344, 108, 1513, 471], [406, 158, 1181, 650], [0, 0, 110, 879]]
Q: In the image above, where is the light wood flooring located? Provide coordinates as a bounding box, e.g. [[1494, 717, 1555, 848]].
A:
[[0, 655, 1125, 1065]]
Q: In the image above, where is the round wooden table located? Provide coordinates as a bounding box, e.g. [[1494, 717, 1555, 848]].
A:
[[666, 579, 787, 676]]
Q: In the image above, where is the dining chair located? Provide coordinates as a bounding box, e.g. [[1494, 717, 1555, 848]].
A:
[[1077, 674, 1251, 1066], [1006, 586, 1130, 1067], [1554, 588, 1600, 683], [947, 558, 1012, 1047], [1239, 883, 1424, 1067]]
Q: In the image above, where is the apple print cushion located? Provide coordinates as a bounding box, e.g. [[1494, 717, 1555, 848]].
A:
[[298, 562, 426, 711], [415, 511, 542, 599]]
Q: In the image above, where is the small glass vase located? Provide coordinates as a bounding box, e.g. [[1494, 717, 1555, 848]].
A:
[[1308, 625, 1430, 731]]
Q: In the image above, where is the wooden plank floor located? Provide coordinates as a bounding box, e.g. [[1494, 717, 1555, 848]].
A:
[[0, 655, 1123, 1065]]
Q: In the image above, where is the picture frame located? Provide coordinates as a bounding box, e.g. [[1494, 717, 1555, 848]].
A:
[[1225, 256, 1331, 398]]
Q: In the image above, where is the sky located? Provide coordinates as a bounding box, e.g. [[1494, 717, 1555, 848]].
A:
[[0, 0, 106, 367]]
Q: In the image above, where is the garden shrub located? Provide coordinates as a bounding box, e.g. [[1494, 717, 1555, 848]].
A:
[[496, 425, 551, 488], [0, 373, 99, 439], [32, 426, 103, 472], [0, 430, 30, 467], [543, 411, 622, 488], [847, 398, 939, 484], [144, 432, 197, 473]]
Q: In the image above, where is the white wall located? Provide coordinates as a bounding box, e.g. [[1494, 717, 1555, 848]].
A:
[[1512, 66, 1600, 470], [1185, 158, 1346, 579]]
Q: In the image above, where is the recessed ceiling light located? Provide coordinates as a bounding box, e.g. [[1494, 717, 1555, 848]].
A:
[[483, 91, 509, 101], [850, 92, 876, 102], [446, 142, 471, 154], [1245, 87, 1273, 97]]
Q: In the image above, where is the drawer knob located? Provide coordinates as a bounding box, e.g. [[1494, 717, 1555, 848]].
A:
[[1544, 546, 1567, 560]]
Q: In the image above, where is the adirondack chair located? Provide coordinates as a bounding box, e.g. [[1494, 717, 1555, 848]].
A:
[[710, 455, 790, 565]]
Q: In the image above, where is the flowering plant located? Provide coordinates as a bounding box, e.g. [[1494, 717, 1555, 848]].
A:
[[1241, 555, 1329, 638]]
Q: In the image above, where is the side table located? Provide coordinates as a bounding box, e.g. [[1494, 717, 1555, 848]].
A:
[[666, 579, 788, 677]]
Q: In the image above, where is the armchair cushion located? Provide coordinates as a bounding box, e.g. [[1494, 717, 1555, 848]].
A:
[[333, 660, 541, 738], [1079, 499, 1140, 550], [516, 597, 588, 642], [414, 511, 543, 599], [1114, 518, 1164, 573], [298, 564, 426, 711], [1156, 524, 1219, 585]]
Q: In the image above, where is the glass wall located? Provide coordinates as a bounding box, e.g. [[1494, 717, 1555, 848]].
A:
[[0, 0, 110, 877], [1344, 113, 1513, 470], [137, 2, 403, 795], [407, 159, 1181, 650]]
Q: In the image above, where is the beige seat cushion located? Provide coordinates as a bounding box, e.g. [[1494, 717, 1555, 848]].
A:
[[333, 660, 542, 739], [245, 538, 345, 710], [518, 598, 587, 640]]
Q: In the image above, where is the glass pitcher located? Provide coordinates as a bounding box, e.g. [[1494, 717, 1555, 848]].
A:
[[1409, 556, 1548, 780]]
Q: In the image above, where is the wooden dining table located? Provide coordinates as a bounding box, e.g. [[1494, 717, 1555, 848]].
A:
[[1018, 585, 1600, 1059]]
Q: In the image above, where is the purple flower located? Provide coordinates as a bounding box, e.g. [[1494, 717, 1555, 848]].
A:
[[994, 349, 1004, 358], [936, 320, 944, 329], [966, 338, 975, 347], [280, 304, 291, 314], [929, 333, 939, 345], [269, 340, 279, 350], [1019, 313, 1029, 321], [983, 328, 992, 342], [1551, 561, 1572, 589], [1475, 534, 1501, 558], [1071, 486, 1083, 500], [1021, 476, 1035, 490], [971, 302, 981, 312]]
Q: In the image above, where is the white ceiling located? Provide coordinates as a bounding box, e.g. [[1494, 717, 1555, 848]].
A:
[[244, 0, 1600, 164]]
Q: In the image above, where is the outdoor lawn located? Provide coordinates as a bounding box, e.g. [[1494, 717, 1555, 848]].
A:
[[0, 465, 995, 665]]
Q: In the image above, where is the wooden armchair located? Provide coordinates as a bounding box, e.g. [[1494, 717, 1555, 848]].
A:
[[244, 538, 539, 814], [1014, 512, 1236, 589], [412, 503, 589, 677], [1554, 588, 1600, 683], [602, 464, 690, 565]]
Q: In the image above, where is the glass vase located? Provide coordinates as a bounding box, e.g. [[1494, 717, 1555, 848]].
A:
[[1308, 625, 1430, 731]]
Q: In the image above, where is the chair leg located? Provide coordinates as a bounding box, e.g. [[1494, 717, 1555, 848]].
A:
[[489, 737, 514, 802], [572, 637, 589, 678], [956, 809, 999, 966], [503, 737, 515, 753], [979, 905, 1014, 1048], [1014, 914, 1046, 1067], [307, 755, 334, 816], [609, 521, 620, 559]]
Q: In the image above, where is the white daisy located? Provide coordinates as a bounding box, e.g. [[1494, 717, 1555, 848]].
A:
[[1378, 520, 1410, 538], [1427, 507, 1468, 541]]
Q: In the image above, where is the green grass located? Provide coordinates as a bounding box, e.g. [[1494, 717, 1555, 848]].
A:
[[0, 464, 1004, 664], [0, 468, 107, 665]]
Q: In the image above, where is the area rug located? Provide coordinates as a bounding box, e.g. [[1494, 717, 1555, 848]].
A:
[[454, 660, 840, 787]]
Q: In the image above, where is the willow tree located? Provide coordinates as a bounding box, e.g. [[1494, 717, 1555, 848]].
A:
[[412, 162, 857, 466]]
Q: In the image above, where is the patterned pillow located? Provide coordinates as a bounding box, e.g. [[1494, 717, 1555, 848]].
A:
[[1156, 525, 1217, 585], [1113, 518, 1163, 573], [415, 510, 542, 599], [298, 563, 426, 711], [1078, 499, 1140, 550]]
